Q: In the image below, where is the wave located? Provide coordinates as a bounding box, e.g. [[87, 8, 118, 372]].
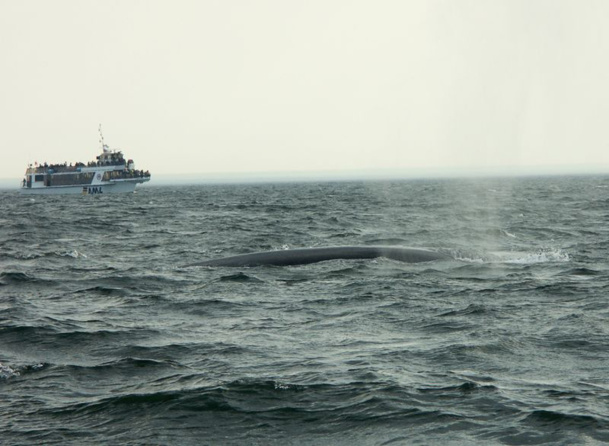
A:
[[484, 228, 517, 238], [523, 409, 606, 429], [57, 250, 88, 259], [40, 378, 431, 421], [0, 362, 20, 379], [451, 248, 570, 265], [438, 304, 492, 317], [364, 238, 410, 245], [66, 357, 183, 374], [219, 273, 264, 283], [559, 268, 601, 277], [0, 362, 46, 380], [500, 249, 570, 264], [0, 271, 45, 285], [0, 250, 89, 262], [417, 381, 498, 394], [71, 285, 130, 297], [0, 271, 31, 284]]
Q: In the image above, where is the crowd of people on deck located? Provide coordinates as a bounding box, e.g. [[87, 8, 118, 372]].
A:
[[93, 152, 127, 167], [108, 169, 151, 179], [28, 161, 150, 178], [29, 152, 128, 172]]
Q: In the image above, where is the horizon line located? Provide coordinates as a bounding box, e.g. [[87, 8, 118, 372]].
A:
[[2, 164, 609, 189]]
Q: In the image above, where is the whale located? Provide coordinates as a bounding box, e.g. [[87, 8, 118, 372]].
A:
[[184, 246, 450, 267]]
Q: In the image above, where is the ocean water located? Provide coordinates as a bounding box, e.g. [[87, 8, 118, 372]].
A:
[[1, 176, 609, 445]]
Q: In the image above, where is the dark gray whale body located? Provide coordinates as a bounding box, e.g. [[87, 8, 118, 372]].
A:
[[186, 246, 450, 267]]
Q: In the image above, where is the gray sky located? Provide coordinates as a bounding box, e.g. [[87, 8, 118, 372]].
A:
[[2, 0, 609, 182]]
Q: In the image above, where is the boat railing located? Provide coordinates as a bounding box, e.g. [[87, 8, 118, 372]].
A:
[[27, 160, 128, 174]]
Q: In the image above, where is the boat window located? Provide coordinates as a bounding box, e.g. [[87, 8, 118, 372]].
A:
[[35, 175, 44, 182]]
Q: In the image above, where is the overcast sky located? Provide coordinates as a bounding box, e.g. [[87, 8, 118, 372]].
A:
[[1, 0, 608, 182]]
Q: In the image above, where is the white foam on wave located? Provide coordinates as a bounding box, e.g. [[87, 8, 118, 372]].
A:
[[499, 249, 570, 264], [453, 248, 570, 265], [453, 253, 485, 264], [61, 250, 88, 259], [0, 363, 20, 379]]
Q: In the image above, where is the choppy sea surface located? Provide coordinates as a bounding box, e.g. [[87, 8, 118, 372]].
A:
[[1, 177, 609, 445]]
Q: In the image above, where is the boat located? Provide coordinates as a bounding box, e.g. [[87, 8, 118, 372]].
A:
[[20, 126, 151, 195]]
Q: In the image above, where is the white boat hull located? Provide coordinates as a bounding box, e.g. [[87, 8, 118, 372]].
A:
[[19, 179, 148, 195]]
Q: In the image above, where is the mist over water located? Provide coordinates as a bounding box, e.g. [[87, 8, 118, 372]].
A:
[[1, 176, 609, 445]]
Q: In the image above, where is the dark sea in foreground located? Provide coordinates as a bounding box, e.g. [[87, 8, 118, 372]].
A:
[[1, 177, 609, 445]]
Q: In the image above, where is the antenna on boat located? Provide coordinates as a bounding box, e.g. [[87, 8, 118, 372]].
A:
[[99, 124, 109, 153], [99, 124, 104, 151]]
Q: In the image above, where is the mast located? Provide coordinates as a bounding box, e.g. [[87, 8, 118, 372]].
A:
[[99, 124, 109, 153]]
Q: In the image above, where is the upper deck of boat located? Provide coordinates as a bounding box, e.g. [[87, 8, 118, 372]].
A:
[[26, 160, 127, 175], [25, 148, 134, 175]]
